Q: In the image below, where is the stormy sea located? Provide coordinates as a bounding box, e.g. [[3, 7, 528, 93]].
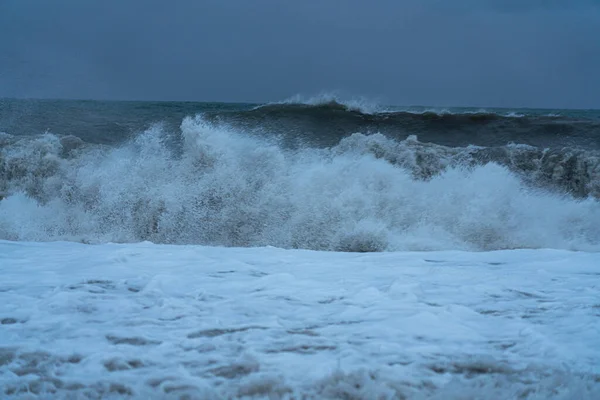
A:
[[1, 96, 599, 399]]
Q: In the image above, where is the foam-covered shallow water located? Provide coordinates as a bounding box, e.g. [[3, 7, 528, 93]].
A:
[[0, 241, 598, 399]]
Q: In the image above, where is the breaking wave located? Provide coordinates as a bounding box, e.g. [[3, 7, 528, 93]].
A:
[[270, 93, 388, 114], [1, 116, 599, 252], [204, 99, 600, 150]]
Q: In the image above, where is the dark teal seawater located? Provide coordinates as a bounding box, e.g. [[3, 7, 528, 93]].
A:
[[0, 99, 255, 144], [1, 98, 600, 149]]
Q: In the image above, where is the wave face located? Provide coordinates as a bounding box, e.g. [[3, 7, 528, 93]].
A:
[[202, 97, 600, 151], [1, 104, 599, 252]]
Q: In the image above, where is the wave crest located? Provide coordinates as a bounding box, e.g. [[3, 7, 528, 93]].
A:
[[206, 101, 600, 150], [270, 93, 386, 114]]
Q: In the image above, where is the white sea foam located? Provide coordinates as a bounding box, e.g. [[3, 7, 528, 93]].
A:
[[0, 117, 599, 251], [0, 241, 598, 398]]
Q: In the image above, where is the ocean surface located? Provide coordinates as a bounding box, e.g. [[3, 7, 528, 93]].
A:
[[1, 96, 599, 251], [1, 96, 599, 399]]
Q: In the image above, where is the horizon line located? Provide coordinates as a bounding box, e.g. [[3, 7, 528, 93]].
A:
[[0, 96, 598, 112]]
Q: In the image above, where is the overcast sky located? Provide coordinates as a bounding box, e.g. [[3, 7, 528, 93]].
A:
[[1, 0, 599, 108]]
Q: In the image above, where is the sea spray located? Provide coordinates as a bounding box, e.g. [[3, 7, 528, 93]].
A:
[[1, 116, 598, 251]]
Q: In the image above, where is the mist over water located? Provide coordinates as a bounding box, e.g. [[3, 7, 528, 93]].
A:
[[1, 102, 599, 251]]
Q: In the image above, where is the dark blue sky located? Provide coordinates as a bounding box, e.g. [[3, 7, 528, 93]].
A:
[[1, 0, 599, 108]]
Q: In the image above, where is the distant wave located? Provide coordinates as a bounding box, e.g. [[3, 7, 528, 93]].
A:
[[257, 94, 571, 118], [254, 102, 528, 120], [1, 118, 598, 252], [251, 100, 572, 122], [266, 93, 389, 114], [205, 101, 600, 150]]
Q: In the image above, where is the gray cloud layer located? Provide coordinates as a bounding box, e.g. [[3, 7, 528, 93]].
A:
[[1, 0, 599, 108]]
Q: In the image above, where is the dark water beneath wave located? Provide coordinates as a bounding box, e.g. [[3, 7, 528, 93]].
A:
[[206, 102, 600, 150], [2, 98, 599, 148], [0, 99, 254, 144]]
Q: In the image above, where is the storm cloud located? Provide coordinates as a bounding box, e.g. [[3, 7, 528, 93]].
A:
[[1, 0, 599, 108]]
